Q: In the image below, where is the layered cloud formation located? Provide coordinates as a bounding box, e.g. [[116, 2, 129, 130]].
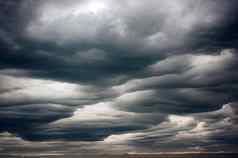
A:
[[0, 0, 238, 155]]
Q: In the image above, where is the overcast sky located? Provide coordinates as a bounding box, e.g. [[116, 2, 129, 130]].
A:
[[0, 0, 238, 155]]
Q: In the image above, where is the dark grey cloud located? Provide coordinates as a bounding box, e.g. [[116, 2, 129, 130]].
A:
[[0, 0, 238, 155]]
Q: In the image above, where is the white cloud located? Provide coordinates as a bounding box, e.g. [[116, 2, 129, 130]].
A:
[[49, 101, 141, 128], [53, 102, 135, 122], [174, 103, 238, 140], [115, 90, 156, 106], [100, 102, 238, 145], [0, 75, 97, 105], [190, 49, 236, 74], [103, 132, 143, 143], [168, 115, 196, 127], [0, 132, 27, 144], [191, 122, 208, 132], [216, 103, 236, 117], [194, 102, 237, 119]]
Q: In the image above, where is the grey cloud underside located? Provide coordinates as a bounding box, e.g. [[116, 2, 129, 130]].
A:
[[0, 0, 238, 154]]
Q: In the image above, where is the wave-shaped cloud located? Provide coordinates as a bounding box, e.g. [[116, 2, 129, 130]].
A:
[[0, 0, 238, 154]]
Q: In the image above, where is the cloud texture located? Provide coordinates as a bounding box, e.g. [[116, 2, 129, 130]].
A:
[[0, 0, 238, 155]]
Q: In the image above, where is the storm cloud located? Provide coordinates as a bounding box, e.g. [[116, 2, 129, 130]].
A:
[[0, 0, 238, 155]]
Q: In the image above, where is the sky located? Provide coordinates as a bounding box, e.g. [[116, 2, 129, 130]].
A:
[[0, 0, 238, 155]]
